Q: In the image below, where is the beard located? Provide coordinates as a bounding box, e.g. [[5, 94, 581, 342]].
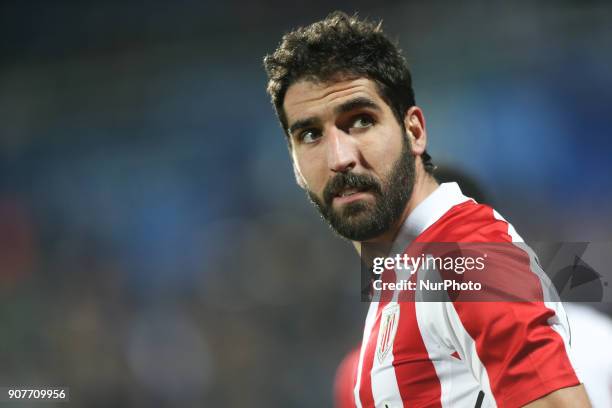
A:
[[307, 135, 415, 241]]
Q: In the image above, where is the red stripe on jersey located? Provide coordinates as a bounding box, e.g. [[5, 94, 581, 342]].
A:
[[381, 316, 389, 354], [393, 299, 443, 407]]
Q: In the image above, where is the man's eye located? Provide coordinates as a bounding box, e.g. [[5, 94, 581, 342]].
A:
[[352, 115, 374, 129], [299, 130, 320, 144]]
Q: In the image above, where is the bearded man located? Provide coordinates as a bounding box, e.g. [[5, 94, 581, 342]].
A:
[[264, 12, 590, 408]]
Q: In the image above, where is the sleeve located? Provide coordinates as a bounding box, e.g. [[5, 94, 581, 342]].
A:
[[435, 241, 582, 407], [333, 347, 360, 408], [444, 300, 580, 407]]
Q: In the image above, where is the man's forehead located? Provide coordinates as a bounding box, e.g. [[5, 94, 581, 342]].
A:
[[284, 77, 384, 122]]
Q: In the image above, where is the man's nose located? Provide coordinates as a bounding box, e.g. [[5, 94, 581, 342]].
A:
[[327, 127, 357, 173]]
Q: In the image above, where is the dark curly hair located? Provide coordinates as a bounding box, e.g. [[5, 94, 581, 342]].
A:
[[263, 11, 434, 173]]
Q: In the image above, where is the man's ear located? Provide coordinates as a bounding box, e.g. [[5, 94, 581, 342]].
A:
[[403, 106, 427, 156]]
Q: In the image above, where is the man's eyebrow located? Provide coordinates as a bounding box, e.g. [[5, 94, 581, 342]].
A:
[[334, 97, 382, 115], [288, 117, 320, 137], [287, 97, 381, 136]]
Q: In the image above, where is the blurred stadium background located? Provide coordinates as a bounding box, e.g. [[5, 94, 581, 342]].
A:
[[0, 1, 611, 406]]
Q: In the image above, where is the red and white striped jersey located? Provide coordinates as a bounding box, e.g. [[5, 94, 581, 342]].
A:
[[351, 182, 581, 408]]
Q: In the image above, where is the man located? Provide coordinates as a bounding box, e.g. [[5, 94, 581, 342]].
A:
[[264, 12, 591, 407]]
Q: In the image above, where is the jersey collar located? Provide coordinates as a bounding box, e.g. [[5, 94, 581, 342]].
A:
[[390, 182, 471, 254]]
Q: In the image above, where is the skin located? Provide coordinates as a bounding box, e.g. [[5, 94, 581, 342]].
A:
[[282, 76, 591, 407], [283, 77, 437, 252], [523, 385, 591, 407]]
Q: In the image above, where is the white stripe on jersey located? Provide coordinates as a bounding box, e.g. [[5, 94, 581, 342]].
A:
[[370, 302, 403, 408]]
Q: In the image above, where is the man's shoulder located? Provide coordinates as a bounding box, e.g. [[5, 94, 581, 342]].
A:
[[416, 200, 513, 243]]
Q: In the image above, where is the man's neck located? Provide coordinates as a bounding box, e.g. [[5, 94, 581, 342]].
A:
[[353, 172, 439, 256]]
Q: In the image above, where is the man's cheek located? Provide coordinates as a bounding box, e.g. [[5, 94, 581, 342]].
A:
[[291, 155, 309, 189], [294, 158, 326, 195]]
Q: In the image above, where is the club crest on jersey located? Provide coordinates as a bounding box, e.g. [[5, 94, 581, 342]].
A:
[[376, 303, 400, 363]]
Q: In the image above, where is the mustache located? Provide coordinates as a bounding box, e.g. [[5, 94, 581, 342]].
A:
[[323, 172, 383, 206]]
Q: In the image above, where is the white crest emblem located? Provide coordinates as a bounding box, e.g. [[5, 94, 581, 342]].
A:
[[376, 303, 400, 363]]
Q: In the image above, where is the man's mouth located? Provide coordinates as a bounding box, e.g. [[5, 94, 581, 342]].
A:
[[322, 173, 381, 207], [338, 188, 361, 197], [332, 187, 373, 205]]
